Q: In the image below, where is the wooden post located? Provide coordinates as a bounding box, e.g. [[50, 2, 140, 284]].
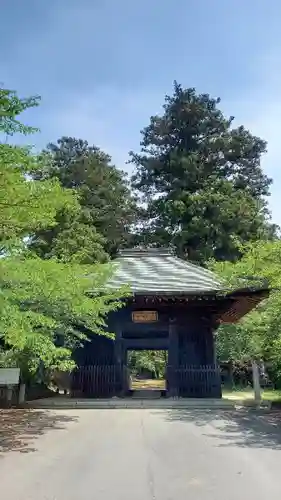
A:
[[6, 385, 13, 406], [114, 327, 123, 364], [167, 318, 178, 398], [252, 361, 261, 404], [18, 383, 26, 404], [205, 326, 216, 365]]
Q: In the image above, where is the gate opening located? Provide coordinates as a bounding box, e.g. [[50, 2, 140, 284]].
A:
[[126, 350, 168, 397]]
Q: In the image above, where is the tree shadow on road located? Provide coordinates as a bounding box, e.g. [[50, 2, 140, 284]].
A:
[[0, 409, 79, 455], [162, 408, 281, 450]]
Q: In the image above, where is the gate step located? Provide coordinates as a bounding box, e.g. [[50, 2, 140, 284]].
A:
[[24, 397, 236, 409], [131, 390, 163, 399]]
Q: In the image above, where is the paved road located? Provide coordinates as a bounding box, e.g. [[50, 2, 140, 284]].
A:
[[1, 408, 281, 499]]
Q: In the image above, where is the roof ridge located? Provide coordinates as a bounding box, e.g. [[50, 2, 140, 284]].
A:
[[118, 247, 174, 258]]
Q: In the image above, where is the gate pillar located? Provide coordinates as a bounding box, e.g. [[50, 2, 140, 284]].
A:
[[167, 318, 179, 398]]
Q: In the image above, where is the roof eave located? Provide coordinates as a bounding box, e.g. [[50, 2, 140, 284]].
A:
[[121, 284, 272, 297], [217, 287, 271, 324], [131, 289, 224, 296]]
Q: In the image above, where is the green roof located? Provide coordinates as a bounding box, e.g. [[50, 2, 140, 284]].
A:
[[106, 248, 223, 295]]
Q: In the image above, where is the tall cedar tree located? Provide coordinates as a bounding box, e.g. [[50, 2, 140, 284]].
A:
[[130, 82, 276, 263], [32, 137, 137, 259]]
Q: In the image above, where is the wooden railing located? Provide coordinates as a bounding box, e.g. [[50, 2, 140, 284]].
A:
[[71, 363, 222, 399], [71, 365, 123, 398], [167, 364, 222, 398]]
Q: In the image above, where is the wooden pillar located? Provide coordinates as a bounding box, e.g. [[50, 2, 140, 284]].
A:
[[205, 327, 215, 365], [113, 326, 126, 396], [167, 318, 178, 398], [114, 326, 123, 364], [207, 328, 222, 398]]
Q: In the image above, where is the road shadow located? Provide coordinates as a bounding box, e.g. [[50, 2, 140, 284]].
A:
[[0, 409, 79, 455], [162, 408, 281, 450]]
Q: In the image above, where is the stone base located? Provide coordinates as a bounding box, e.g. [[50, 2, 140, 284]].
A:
[[23, 397, 235, 410]]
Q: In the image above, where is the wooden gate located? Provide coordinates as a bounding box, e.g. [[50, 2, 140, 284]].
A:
[[71, 365, 124, 398]]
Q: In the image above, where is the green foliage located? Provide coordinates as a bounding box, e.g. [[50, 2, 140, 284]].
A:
[[2, 82, 280, 387], [0, 86, 40, 135], [0, 87, 128, 380], [0, 256, 128, 380], [30, 206, 109, 264], [130, 82, 276, 262], [128, 350, 167, 379], [0, 144, 76, 249], [210, 240, 281, 382], [31, 136, 138, 258]]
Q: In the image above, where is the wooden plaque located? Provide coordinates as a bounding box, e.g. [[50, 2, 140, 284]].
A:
[[132, 311, 158, 323]]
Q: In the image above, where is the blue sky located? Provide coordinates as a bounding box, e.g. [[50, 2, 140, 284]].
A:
[[2, 0, 281, 224]]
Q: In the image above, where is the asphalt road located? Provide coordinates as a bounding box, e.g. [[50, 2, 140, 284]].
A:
[[1, 408, 281, 499]]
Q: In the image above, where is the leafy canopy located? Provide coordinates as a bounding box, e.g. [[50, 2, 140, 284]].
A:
[[0, 86, 40, 135], [0, 144, 76, 249], [131, 82, 276, 262], [0, 87, 128, 378], [31, 136, 138, 258], [128, 350, 167, 379], [0, 257, 126, 377], [211, 241, 281, 380]]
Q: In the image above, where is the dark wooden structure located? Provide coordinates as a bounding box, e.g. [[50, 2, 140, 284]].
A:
[[72, 248, 270, 399]]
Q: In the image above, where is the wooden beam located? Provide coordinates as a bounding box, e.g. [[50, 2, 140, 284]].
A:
[[122, 338, 169, 350]]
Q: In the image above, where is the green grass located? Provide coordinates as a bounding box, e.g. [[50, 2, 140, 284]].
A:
[[223, 388, 281, 403], [130, 379, 281, 402]]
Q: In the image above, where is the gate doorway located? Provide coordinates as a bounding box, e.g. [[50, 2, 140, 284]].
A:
[[126, 350, 168, 398]]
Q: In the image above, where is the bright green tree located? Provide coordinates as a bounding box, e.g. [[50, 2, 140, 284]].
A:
[[128, 350, 167, 379], [0, 144, 75, 250], [0, 87, 128, 381], [30, 206, 109, 264], [210, 240, 281, 383], [0, 86, 40, 135], [0, 257, 127, 380]]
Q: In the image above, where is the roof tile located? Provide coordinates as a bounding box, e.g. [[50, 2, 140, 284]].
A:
[[106, 248, 223, 294]]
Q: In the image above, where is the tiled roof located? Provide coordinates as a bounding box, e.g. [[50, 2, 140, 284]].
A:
[[106, 248, 223, 294]]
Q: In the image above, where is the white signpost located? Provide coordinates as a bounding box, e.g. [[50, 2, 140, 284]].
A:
[[0, 368, 20, 386], [0, 368, 20, 404]]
